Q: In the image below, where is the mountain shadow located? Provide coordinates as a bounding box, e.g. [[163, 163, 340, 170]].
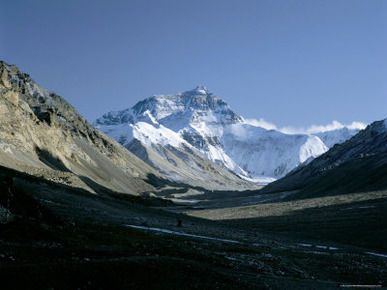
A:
[[34, 146, 70, 172]]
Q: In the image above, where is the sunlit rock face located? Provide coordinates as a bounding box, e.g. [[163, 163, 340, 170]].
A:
[[0, 60, 163, 195]]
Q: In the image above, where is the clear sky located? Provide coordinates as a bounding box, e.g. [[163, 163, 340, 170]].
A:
[[1, 0, 386, 128]]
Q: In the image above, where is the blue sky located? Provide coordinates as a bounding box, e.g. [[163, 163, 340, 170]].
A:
[[1, 0, 386, 128]]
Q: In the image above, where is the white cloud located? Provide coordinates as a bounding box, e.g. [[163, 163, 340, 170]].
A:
[[243, 118, 278, 130], [278, 126, 306, 135], [279, 120, 367, 135], [306, 120, 346, 134], [243, 118, 367, 135], [346, 121, 368, 131]]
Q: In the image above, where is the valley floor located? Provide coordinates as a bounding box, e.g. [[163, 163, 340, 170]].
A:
[[0, 167, 386, 289]]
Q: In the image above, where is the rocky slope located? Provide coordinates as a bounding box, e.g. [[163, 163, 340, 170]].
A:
[[95, 86, 360, 183], [0, 60, 163, 195]]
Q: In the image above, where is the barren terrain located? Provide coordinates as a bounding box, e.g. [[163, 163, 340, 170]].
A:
[[1, 165, 386, 289]]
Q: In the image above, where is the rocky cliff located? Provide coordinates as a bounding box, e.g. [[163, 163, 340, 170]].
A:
[[0, 61, 160, 195]]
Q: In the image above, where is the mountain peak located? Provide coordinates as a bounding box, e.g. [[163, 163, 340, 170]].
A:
[[95, 86, 366, 183], [96, 87, 243, 126], [193, 85, 209, 95]]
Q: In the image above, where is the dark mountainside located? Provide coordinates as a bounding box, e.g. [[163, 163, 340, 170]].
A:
[[260, 119, 387, 200], [0, 61, 386, 289]]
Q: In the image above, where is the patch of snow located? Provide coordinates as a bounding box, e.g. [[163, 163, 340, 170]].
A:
[[132, 122, 190, 148], [125, 224, 240, 244], [366, 252, 387, 259], [196, 88, 207, 95], [299, 243, 313, 247], [299, 243, 339, 250], [165, 198, 200, 204], [239, 175, 276, 185], [315, 245, 339, 250], [299, 135, 328, 163], [142, 110, 159, 125]]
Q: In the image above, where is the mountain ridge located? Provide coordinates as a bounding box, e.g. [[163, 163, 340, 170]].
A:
[[0, 60, 162, 195], [260, 118, 387, 198], [96, 86, 362, 183]]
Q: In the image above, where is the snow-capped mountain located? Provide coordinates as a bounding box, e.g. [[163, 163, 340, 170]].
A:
[[261, 118, 387, 197], [95, 86, 361, 183], [315, 127, 362, 148]]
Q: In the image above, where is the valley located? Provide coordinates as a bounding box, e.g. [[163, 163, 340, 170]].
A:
[[1, 164, 386, 289], [0, 60, 386, 289]]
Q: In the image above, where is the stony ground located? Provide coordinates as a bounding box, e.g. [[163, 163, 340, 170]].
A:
[[0, 171, 386, 289]]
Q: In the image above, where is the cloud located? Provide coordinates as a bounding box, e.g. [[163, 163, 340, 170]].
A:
[[346, 121, 368, 131], [243, 118, 278, 130], [243, 118, 367, 135], [278, 126, 306, 135], [279, 120, 367, 135]]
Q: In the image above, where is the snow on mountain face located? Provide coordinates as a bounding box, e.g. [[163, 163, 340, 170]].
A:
[[315, 127, 361, 148], [95, 86, 358, 183], [221, 123, 328, 179], [96, 86, 241, 130], [260, 118, 387, 195]]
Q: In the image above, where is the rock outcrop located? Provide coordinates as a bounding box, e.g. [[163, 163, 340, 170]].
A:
[[0, 60, 160, 195]]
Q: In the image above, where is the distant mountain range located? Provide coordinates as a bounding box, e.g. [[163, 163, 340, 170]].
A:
[[261, 118, 387, 199], [0, 59, 376, 195], [95, 86, 362, 184]]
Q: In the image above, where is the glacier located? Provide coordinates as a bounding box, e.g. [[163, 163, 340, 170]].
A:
[[95, 86, 362, 184]]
